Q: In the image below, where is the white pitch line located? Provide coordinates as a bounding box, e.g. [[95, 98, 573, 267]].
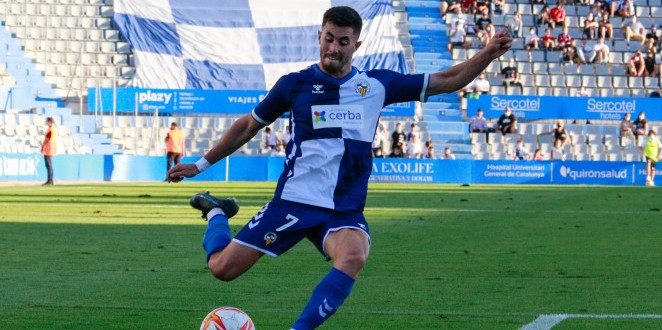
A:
[[521, 314, 662, 330]]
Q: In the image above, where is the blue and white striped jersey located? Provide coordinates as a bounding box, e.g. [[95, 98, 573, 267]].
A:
[[252, 64, 429, 211]]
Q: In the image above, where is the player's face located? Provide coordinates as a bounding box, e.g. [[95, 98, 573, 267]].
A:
[[318, 23, 361, 78]]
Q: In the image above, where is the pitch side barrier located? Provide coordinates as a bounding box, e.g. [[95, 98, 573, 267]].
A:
[[87, 87, 415, 117], [467, 94, 662, 121], [1, 153, 658, 186]]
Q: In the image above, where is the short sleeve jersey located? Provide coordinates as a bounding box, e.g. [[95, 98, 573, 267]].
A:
[[252, 64, 429, 211]]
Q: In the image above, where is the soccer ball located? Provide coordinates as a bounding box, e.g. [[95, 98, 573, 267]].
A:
[[200, 306, 255, 330]]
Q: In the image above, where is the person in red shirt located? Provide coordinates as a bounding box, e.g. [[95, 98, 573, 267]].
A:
[[41, 117, 56, 185], [556, 26, 572, 50], [627, 50, 645, 76], [541, 27, 556, 50], [549, 2, 566, 29]]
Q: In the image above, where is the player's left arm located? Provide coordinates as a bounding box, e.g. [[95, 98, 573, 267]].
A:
[[426, 28, 512, 96]]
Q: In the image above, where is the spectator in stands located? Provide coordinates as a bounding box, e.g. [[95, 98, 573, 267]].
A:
[[583, 12, 599, 40], [619, 112, 636, 145], [281, 125, 291, 145], [165, 122, 185, 175], [633, 111, 648, 138], [642, 129, 660, 186], [479, 25, 495, 48], [443, 147, 456, 160], [391, 122, 407, 154], [261, 126, 278, 152], [624, 15, 646, 45], [576, 85, 590, 96], [473, 73, 490, 94], [41, 117, 56, 185], [643, 26, 658, 55], [424, 145, 437, 159], [470, 108, 490, 133], [550, 139, 566, 161], [500, 58, 523, 94], [537, 5, 554, 28], [541, 28, 557, 50], [372, 123, 386, 158], [533, 148, 544, 161], [577, 37, 597, 63], [440, 0, 462, 18], [539, 120, 570, 147], [644, 51, 658, 77], [407, 123, 421, 142], [549, 1, 566, 29], [270, 143, 286, 157], [525, 27, 540, 61], [460, 0, 474, 14], [505, 11, 523, 38], [447, 20, 470, 52], [491, 0, 505, 15], [594, 37, 610, 63], [389, 144, 405, 158], [562, 40, 582, 71], [496, 107, 518, 141], [556, 26, 573, 50], [612, 0, 634, 21], [627, 50, 645, 76], [594, 0, 611, 17], [407, 134, 423, 159], [457, 77, 477, 98], [598, 12, 613, 39], [514, 137, 531, 160]]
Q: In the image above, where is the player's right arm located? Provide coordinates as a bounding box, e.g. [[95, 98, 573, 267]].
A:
[[167, 114, 264, 182]]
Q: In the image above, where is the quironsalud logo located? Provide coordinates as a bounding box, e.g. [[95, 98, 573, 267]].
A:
[[314, 111, 326, 123]]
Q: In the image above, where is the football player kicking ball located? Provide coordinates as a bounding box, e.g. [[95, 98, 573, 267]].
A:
[[168, 6, 512, 329]]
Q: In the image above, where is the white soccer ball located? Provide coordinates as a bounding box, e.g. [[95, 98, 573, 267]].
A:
[[200, 306, 255, 330]]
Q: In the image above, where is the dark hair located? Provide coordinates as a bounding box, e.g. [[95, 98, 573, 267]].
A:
[[170, 122, 177, 127], [323, 6, 363, 36], [46, 117, 54, 123]]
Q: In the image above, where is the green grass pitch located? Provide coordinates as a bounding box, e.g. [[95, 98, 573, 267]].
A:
[[0, 182, 660, 329]]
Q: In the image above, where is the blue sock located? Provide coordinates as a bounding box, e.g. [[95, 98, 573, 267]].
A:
[[291, 268, 355, 330], [202, 213, 231, 262]]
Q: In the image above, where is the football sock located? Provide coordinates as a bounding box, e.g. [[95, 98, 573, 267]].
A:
[[291, 267, 355, 330], [203, 208, 231, 262]]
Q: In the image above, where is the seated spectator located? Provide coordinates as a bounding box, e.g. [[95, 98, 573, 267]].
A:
[[620, 112, 636, 145], [598, 12, 613, 39], [633, 111, 648, 138], [594, 37, 610, 63], [424, 145, 437, 159], [281, 125, 291, 145], [470, 108, 490, 133], [577, 37, 596, 64], [643, 26, 658, 55], [505, 11, 523, 38], [440, 0, 462, 18], [473, 73, 490, 94], [479, 25, 495, 48], [575, 86, 590, 97], [391, 122, 407, 154], [407, 134, 423, 159], [474, 0, 489, 15], [541, 28, 556, 50], [457, 77, 477, 99], [500, 58, 523, 94], [407, 123, 421, 142], [443, 147, 456, 160], [644, 51, 658, 77], [533, 148, 544, 161], [562, 40, 582, 71], [525, 27, 540, 60], [491, 0, 505, 15], [550, 139, 566, 161], [557, 26, 573, 50], [627, 50, 645, 76], [447, 20, 469, 52], [460, 0, 474, 14], [514, 137, 531, 160], [594, 0, 611, 17], [372, 123, 386, 158], [624, 15, 646, 45], [539, 120, 570, 147], [550, 1, 566, 29], [270, 143, 286, 156], [537, 5, 554, 28], [262, 127, 277, 152], [496, 107, 518, 141], [583, 12, 599, 40], [612, 0, 634, 20], [389, 144, 405, 158]]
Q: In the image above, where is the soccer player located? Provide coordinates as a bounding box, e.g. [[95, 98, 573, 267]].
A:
[[167, 6, 512, 329], [643, 130, 660, 186], [41, 117, 56, 185], [165, 122, 185, 176]]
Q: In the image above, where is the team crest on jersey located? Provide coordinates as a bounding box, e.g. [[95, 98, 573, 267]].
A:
[[264, 232, 277, 245], [355, 80, 369, 97], [312, 84, 324, 94]]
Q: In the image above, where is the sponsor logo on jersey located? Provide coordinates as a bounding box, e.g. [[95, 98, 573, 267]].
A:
[[312, 84, 324, 94], [355, 80, 369, 97], [264, 232, 277, 245], [311, 105, 364, 129]]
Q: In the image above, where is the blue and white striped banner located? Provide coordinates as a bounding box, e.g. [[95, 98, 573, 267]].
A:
[[113, 0, 410, 90]]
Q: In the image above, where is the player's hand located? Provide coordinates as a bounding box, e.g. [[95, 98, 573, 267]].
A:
[[485, 28, 513, 59], [167, 163, 199, 183]]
